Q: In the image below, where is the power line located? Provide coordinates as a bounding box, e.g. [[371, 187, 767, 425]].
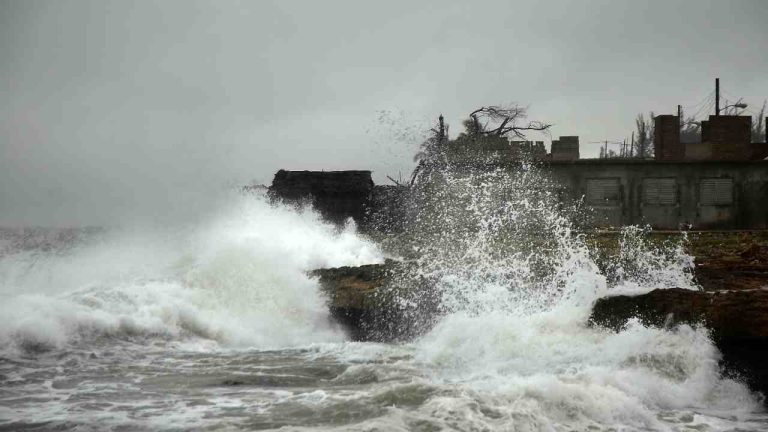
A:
[[677, 88, 717, 122], [690, 97, 716, 121], [682, 89, 716, 112]]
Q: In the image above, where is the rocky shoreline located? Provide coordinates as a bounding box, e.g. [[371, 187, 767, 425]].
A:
[[312, 232, 768, 399], [591, 288, 768, 399], [311, 261, 394, 342], [312, 259, 437, 342]]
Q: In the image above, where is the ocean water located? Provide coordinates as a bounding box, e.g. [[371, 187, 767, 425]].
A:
[[0, 181, 766, 431]]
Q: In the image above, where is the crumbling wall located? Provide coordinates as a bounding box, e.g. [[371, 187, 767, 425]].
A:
[[547, 160, 768, 229], [551, 136, 580, 161], [707, 115, 751, 160], [654, 115, 684, 161], [269, 170, 374, 226]]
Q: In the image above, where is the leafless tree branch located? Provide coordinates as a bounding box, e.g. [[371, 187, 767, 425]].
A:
[[386, 175, 404, 187], [468, 105, 552, 138]]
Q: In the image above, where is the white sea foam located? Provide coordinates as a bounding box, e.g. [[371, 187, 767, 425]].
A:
[[411, 309, 759, 430], [0, 193, 383, 354], [606, 225, 698, 296], [385, 164, 763, 430], [1, 165, 764, 431]]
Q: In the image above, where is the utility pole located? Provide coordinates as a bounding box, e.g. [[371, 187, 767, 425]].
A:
[[437, 114, 445, 145], [630, 131, 635, 158], [678, 105, 682, 131], [715, 78, 720, 116]]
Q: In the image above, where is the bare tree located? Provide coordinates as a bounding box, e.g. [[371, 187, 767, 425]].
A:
[[599, 147, 618, 159], [752, 100, 766, 143], [467, 105, 552, 138], [410, 115, 448, 186], [679, 107, 701, 143], [410, 105, 552, 186], [634, 112, 655, 158]]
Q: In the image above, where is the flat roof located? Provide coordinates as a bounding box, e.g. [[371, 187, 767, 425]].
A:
[[544, 158, 768, 166]]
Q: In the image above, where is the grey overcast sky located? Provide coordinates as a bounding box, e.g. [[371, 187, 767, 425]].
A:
[[1, 0, 767, 226]]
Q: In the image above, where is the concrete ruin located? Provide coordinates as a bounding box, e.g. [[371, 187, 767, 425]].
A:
[[655, 114, 768, 161], [550, 136, 580, 161], [268, 170, 374, 226], [269, 158, 768, 231], [267, 114, 768, 231], [547, 159, 768, 229]]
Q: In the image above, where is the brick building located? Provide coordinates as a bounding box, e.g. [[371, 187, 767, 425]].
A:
[[655, 114, 768, 161]]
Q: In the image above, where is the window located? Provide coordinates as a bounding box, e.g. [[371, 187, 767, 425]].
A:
[[586, 178, 620, 204], [643, 178, 677, 205], [700, 178, 733, 205]]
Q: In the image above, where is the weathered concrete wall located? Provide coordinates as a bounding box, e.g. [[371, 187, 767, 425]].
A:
[[546, 160, 768, 229], [445, 137, 548, 164], [268, 161, 768, 231], [684, 142, 713, 160], [269, 170, 374, 225], [551, 136, 580, 161]]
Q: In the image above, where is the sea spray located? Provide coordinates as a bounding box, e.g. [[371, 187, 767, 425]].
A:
[[368, 161, 603, 341], [0, 192, 383, 354], [368, 160, 762, 429], [1, 166, 765, 430], [607, 225, 698, 295]]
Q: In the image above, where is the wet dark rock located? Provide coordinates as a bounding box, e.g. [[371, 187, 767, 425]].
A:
[[311, 260, 394, 342], [311, 260, 437, 342], [740, 243, 766, 260], [590, 288, 768, 401], [590, 288, 768, 341], [695, 261, 768, 291], [313, 252, 768, 399]]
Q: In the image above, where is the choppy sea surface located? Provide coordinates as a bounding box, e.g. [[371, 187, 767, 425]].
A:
[[1, 189, 767, 431]]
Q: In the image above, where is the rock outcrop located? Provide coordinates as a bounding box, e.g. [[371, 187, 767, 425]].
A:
[[590, 288, 768, 401], [695, 261, 768, 292], [311, 228, 768, 399], [311, 262, 390, 341], [590, 288, 768, 342], [311, 260, 436, 342], [313, 260, 768, 398]]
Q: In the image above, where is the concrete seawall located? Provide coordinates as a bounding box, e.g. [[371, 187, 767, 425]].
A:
[[269, 163, 768, 231]]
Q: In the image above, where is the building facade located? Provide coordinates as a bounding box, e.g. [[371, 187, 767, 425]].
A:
[[547, 159, 768, 229]]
